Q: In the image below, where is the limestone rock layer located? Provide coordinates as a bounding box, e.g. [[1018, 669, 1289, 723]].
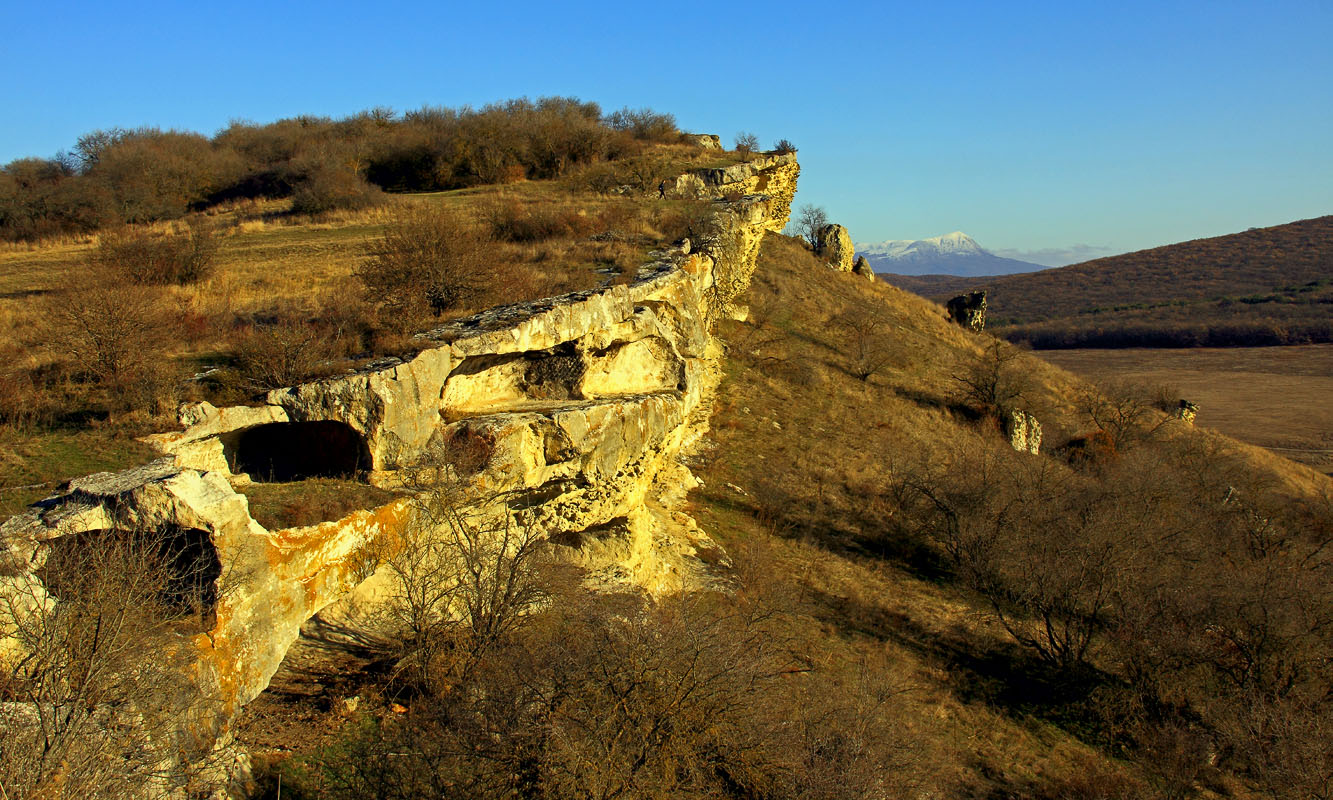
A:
[[0, 154, 800, 778]]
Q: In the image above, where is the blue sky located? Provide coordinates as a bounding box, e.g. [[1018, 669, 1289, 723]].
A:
[[2, 0, 1329, 264]]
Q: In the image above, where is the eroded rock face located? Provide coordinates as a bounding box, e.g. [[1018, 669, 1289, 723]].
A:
[[815, 223, 854, 272], [660, 152, 799, 221], [0, 154, 800, 790], [1005, 410, 1042, 454], [947, 291, 987, 331]]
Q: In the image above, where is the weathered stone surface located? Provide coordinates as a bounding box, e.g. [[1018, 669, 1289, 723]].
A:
[[947, 291, 987, 331], [684, 133, 722, 150], [1005, 410, 1042, 454], [0, 154, 801, 789], [853, 255, 876, 281], [1175, 400, 1199, 425], [815, 224, 854, 272], [659, 152, 799, 232]]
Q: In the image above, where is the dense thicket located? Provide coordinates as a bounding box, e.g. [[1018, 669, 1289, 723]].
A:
[[0, 98, 679, 241]]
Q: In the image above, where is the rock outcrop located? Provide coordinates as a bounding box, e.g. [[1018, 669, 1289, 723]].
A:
[[684, 133, 722, 150], [1004, 410, 1042, 454], [815, 223, 854, 272], [947, 291, 987, 331], [0, 155, 799, 791], [852, 254, 875, 281]]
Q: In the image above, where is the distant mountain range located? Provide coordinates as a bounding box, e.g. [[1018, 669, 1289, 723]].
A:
[[855, 231, 1045, 277]]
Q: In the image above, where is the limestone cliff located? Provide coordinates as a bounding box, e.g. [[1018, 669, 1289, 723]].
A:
[[0, 153, 799, 787]]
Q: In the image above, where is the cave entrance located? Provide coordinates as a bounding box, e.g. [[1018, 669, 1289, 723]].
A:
[[40, 525, 223, 632], [226, 421, 372, 482]]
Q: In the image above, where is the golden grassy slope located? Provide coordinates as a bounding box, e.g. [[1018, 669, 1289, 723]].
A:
[[693, 233, 1332, 796]]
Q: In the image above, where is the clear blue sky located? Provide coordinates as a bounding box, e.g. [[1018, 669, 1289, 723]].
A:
[[2, 0, 1329, 264]]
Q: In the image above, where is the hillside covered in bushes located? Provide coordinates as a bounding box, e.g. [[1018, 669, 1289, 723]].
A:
[[0, 98, 687, 240]]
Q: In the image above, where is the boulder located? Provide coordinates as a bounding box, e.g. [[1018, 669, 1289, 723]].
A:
[[946, 291, 987, 331], [1005, 410, 1042, 454], [815, 224, 854, 272], [684, 133, 722, 150], [852, 255, 875, 281]]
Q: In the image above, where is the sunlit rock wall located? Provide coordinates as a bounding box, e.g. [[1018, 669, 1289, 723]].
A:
[[0, 153, 799, 775]]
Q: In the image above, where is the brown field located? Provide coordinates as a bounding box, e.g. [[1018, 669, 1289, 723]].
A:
[[1039, 344, 1333, 475]]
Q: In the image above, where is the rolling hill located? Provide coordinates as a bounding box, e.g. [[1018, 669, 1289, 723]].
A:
[[881, 215, 1333, 348]]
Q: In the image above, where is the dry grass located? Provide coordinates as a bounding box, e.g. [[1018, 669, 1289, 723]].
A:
[[1042, 345, 1333, 475], [693, 233, 1331, 796], [240, 479, 403, 531]]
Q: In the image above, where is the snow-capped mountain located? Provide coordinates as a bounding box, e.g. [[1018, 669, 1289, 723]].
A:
[[856, 231, 1045, 277]]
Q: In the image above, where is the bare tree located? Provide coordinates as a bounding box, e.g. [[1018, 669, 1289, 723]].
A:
[[791, 203, 828, 249], [1079, 380, 1168, 453], [734, 131, 760, 161], [951, 338, 1029, 420], [371, 443, 547, 694], [833, 309, 898, 382]]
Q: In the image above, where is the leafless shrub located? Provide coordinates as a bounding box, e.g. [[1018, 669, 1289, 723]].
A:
[[229, 315, 337, 392], [902, 452, 1120, 671], [42, 279, 180, 413], [951, 338, 1030, 420], [357, 204, 502, 324], [605, 107, 678, 141], [1079, 380, 1167, 452], [0, 356, 56, 431], [833, 309, 899, 381], [1212, 693, 1333, 800], [483, 196, 596, 242], [0, 523, 218, 798], [290, 164, 383, 215], [294, 572, 921, 800], [89, 219, 219, 285], [1148, 381, 1183, 413], [366, 443, 544, 695]]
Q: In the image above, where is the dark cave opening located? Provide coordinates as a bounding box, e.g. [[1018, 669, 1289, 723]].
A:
[[225, 420, 372, 482]]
